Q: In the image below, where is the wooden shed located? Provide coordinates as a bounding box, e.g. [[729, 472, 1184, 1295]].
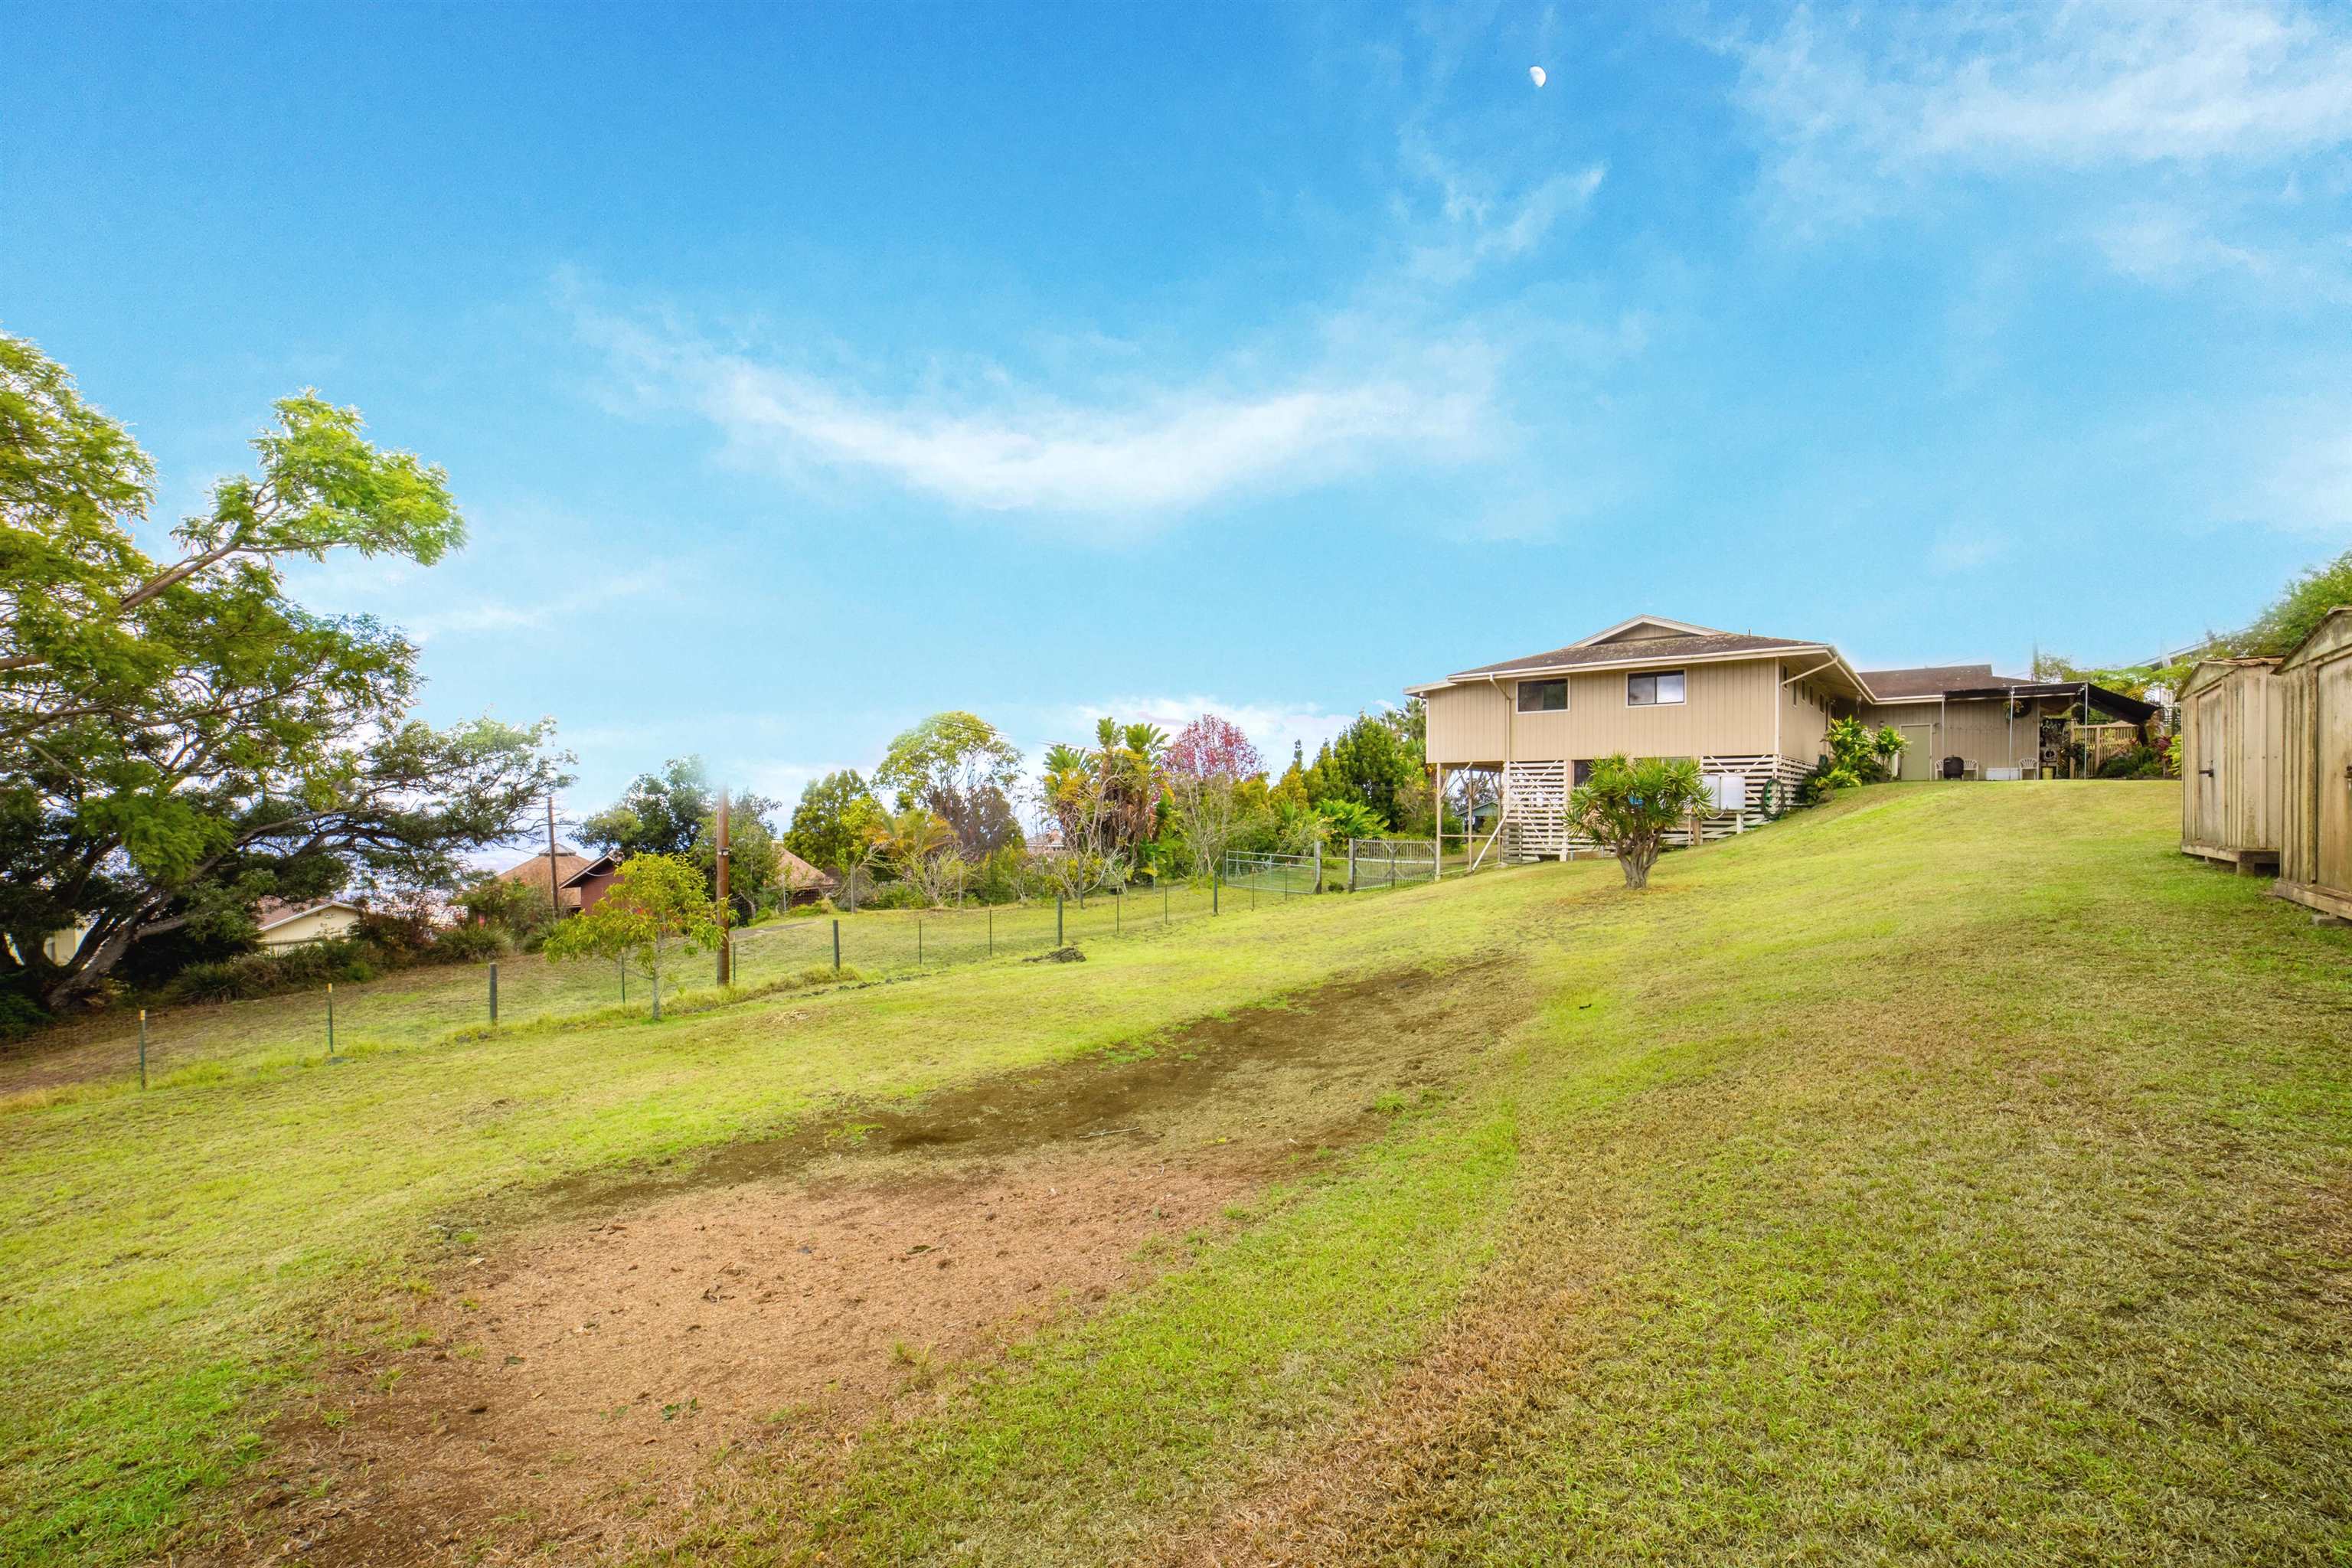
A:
[[2275, 607, 2352, 924], [2177, 657, 2284, 870]]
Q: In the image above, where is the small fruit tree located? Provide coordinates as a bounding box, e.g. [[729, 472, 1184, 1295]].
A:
[[543, 853, 718, 1019], [1566, 754, 1712, 889]]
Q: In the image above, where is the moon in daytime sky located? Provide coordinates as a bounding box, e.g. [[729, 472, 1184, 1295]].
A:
[[1529, 65, 1547, 87]]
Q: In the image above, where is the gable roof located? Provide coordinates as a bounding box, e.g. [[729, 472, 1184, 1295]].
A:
[[497, 846, 591, 910], [253, 896, 365, 933], [1571, 614, 1728, 647], [1447, 629, 1827, 681]]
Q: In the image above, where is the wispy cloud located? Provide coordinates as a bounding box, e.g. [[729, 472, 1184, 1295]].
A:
[[403, 569, 677, 642], [1738, 0, 2352, 175], [1396, 125, 1606, 284], [1928, 523, 2011, 574], [573, 296, 1503, 531], [1730, 0, 2352, 227]]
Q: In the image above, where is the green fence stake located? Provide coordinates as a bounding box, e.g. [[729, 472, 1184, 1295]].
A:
[[138, 1008, 148, 1090], [619, 959, 626, 1004], [1057, 896, 1064, 945], [488, 961, 498, 1025], [832, 919, 841, 972], [325, 982, 337, 1061]]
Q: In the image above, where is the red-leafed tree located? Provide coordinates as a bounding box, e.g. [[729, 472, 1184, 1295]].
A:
[[1166, 714, 1263, 880]]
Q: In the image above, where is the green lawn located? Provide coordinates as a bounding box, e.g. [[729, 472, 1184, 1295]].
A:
[[6, 782, 2350, 1566]]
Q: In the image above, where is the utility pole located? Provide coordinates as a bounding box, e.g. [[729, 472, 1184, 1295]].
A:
[[544, 797, 562, 921], [714, 787, 732, 986]]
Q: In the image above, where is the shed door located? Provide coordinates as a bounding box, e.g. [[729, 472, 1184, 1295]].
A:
[[2189, 688, 2222, 844], [2320, 654, 2352, 897], [1898, 725, 1934, 781]]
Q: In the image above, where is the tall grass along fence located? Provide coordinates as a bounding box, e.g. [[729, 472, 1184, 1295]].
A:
[[42, 853, 1471, 1099]]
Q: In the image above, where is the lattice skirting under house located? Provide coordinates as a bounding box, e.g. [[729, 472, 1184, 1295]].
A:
[[1499, 755, 1811, 861]]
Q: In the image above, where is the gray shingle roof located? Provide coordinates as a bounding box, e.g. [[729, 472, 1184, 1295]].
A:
[[1858, 665, 2030, 700], [1452, 631, 1824, 680]]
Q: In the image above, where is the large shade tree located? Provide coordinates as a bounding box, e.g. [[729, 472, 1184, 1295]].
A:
[[0, 332, 569, 1008], [875, 710, 1024, 857]]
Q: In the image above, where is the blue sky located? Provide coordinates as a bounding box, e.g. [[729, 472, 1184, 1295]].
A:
[[8, 1, 2350, 829]]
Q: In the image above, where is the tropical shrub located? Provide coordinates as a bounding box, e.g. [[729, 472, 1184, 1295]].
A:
[[1566, 755, 1710, 889]]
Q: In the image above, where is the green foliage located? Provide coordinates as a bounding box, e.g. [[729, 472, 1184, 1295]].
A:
[[1308, 714, 1426, 831], [456, 873, 561, 942], [0, 988, 49, 1041], [785, 770, 885, 877], [1566, 754, 1710, 888], [0, 333, 568, 1008], [430, 923, 509, 962], [2096, 744, 2168, 780], [1317, 798, 1384, 843], [2242, 546, 2352, 657], [173, 939, 379, 1003], [580, 756, 711, 859], [542, 853, 718, 1019]]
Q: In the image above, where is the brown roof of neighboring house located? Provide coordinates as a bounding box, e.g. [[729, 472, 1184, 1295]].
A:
[[779, 847, 834, 890], [497, 846, 590, 910], [1450, 630, 1825, 680], [1858, 664, 2001, 700]]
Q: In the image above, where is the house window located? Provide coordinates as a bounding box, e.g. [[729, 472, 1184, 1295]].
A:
[[1517, 678, 1567, 712], [1627, 670, 1686, 707], [1572, 759, 1594, 786]]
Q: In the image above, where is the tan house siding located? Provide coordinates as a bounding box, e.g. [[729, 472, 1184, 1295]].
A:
[[1425, 682, 1511, 762], [1427, 657, 1820, 766], [1857, 697, 2043, 776], [259, 905, 361, 947]]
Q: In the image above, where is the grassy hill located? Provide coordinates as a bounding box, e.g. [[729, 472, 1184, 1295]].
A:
[[3, 782, 2347, 1565]]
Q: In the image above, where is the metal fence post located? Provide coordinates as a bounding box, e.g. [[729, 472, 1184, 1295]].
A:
[[138, 1009, 148, 1091], [1056, 896, 1064, 945], [1312, 843, 1322, 893], [832, 919, 841, 972], [325, 982, 337, 1060], [488, 961, 498, 1025], [1348, 839, 1358, 893]]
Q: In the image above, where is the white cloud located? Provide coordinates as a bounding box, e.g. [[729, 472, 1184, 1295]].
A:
[[1732, 0, 2352, 220], [1406, 164, 1607, 284], [1928, 523, 2011, 573], [574, 302, 1501, 531]]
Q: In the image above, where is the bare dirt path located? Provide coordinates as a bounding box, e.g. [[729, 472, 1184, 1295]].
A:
[[208, 962, 1502, 1566]]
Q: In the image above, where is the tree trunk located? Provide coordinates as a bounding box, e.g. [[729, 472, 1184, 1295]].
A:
[[1619, 841, 1658, 888]]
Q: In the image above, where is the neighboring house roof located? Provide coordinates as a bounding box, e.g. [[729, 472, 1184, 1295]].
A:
[[253, 897, 364, 934], [557, 851, 619, 890], [779, 848, 835, 890], [497, 845, 590, 910]]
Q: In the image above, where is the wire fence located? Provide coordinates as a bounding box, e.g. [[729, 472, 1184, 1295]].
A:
[[31, 857, 1483, 1097]]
